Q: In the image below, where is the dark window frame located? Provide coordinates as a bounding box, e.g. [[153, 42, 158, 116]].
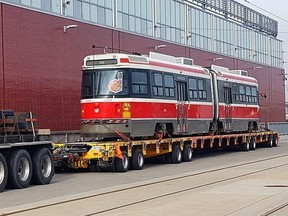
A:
[[164, 74, 175, 98], [198, 78, 207, 100], [152, 72, 164, 96], [188, 77, 198, 99], [131, 70, 149, 95]]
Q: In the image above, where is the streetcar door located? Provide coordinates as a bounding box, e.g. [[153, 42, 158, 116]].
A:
[[176, 82, 188, 133], [223, 87, 232, 131]]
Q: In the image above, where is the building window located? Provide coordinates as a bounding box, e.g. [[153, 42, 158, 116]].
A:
[[156, 0, 185, 44], [117, 0, 153, 36]]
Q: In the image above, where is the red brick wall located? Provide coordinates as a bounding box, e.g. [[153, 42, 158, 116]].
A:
[[0, 4, 285, 131]]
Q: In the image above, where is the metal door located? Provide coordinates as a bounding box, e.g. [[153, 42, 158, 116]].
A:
[[223, 87, 232, 131], [176, 82, 188, 133]]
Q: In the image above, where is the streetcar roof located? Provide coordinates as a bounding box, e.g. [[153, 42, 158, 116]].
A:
[[83, 52, 258, 84]]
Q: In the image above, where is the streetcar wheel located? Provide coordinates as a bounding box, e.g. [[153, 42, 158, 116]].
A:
[[7, 149, 32, 189], [242, 139, 250, 151], [266, 135, 273, 148], [182, 145, 193, 162], [272, 135, 278, 147], [115, 151, 129, 172], [0, 153, 8, 192], [31, 148, 54, 185], [249, 137, 256, 150], [171, 146, 182, 164], [131, 149, 144, 170]]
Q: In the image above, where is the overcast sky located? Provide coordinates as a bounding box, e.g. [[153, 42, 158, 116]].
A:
[[238, 0, 288, 70]]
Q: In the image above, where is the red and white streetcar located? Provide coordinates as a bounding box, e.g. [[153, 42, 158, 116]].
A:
[[80, 52, 259, 140]]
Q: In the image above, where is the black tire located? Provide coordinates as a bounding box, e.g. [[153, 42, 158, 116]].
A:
[[115, 151, 129, 172], [7, 149, 32, 189], [0, 153, 8, 192], [266, 135, 273, 148], [164, 153, 172, 164], [171, 146, 182, 164], [249, 137, 256, 150], [31, 148, 54, 185], [242, 139, 250, 151], [89, 160, 100, 172], [272, 135, 278, 147], [131, 149, 144, 170], [182, 145, 193, 162]]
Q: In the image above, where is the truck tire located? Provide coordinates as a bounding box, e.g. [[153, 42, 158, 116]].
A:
[[31, 148, 54, 185], [0, 153, 8, 192], [171, 146, 182, 164], [131, 149, 144, 170], [272, 135, 278, 147], [115, 151, 129, 172], [242, 139, 250, 151], [164, 153, 172, 163], [7, 149, 32, 189], [249, 137, 256, 150], [266, 135, 273, 148], [182, 145, 193, 162]]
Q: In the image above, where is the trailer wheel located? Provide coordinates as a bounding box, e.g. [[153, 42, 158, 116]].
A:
[[171, 146, 182, 164], [0, 153, 8, 192], [242, 139, 250, 151], [272, 135, 278, 147], [115, 151, 129, 172], [249, 137, 256, 150], [89, 160, 100, 172], [266, 135, 273, 148], [131, 149, 144, 170], [182, 145, 193, 162], [31, 148, 54, 185], [7, 149, 32, 189], [164, 153, 172, 163]]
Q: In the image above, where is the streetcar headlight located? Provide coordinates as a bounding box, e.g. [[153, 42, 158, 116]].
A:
[[94, 108, 100, 113]]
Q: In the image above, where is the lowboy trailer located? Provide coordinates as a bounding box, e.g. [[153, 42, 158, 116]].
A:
[[53, 130, 279, 172]]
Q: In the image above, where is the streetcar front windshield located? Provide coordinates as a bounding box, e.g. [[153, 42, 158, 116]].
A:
[[82, 69, 128, 98]]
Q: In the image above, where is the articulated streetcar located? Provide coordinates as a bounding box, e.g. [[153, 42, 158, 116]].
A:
[[80, 52, 259, 140]]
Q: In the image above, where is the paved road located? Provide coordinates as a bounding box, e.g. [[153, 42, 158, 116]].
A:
[[0, 136, 288, 214]]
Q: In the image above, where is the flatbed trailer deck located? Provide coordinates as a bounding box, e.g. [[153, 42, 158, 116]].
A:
[[0, 110, 55, 192], [53, 130, 279, 172]]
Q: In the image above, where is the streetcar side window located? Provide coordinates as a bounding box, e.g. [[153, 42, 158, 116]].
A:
[[164, 74, 175, 97], [239, 85, 246, 102], [251, 86, 258, 103], [132, 71, 148, 95], [232, 84, 239, 102], [188, 78, 198, 99], [198, 79, 207, 100], [246, 86, 252, 103], [152, 72, 164, 96]]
